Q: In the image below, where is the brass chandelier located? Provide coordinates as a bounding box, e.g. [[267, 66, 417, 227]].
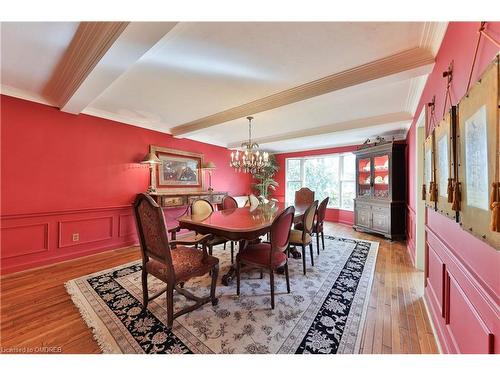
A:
[[230, 116, 269, 174]]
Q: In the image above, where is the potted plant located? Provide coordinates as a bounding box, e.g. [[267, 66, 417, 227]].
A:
[[251, 154, 279, 200]]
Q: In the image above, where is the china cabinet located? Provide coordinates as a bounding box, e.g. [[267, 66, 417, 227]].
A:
[[353, 141, 406, 240]]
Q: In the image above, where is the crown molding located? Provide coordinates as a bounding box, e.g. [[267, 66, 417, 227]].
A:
[[42, 22, 129, 108], [227, 112, 413, 149], [171, 47, 435, 137], [0, 84, 54, 106], [420, 22, 449, 56], [270, 129, 410, 155], [405, 75, 429, 115]]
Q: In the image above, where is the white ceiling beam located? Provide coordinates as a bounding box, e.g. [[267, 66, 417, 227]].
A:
[[43, 22, 177, 114], [170, 47, 435, 137], [226, 112, 413, 149]]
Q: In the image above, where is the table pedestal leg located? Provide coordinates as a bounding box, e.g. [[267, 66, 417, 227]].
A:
[[221, 240, 247, 286]]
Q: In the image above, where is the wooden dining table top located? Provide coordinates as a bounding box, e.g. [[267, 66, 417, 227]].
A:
[[178, 202, 308, 241]]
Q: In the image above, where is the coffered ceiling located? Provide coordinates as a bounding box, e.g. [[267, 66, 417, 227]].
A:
[[0, 21, 447, 152]]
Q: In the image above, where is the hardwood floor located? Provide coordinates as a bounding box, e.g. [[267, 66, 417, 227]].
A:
[[0, 223, 438, 354]]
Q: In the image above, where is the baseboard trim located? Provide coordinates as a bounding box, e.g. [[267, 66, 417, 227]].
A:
[[423, 292, 444, 354]]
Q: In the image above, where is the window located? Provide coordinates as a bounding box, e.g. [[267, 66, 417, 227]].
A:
[[285, 153, 355, 211]]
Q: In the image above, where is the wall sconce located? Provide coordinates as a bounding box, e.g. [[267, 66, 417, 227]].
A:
[[140, 152, 162, 193], [202, 161, 216, 192]]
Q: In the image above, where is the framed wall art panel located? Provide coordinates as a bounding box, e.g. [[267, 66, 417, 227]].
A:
[[424, 130, 437, 210], [435, 106, 458, 219], [150, 145, 205, 194], [458, 55, 500, 250]]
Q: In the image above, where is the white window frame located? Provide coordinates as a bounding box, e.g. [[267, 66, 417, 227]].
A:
[[285, 152, 355, 211]]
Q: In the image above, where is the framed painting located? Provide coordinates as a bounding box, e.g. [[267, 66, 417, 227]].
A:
[[423, 130, 436, 210], [434, 106, 458, 220], [150, 145, 205, 193], [458, 55, 500, 250]]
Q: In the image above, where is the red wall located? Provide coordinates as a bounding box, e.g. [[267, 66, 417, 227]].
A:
[[273, 145, 358, 225], [1, 95, 251, 273], [405, 22, 500, 353]]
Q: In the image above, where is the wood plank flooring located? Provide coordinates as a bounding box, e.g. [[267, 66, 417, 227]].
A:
[[0, 223, 438, 354]]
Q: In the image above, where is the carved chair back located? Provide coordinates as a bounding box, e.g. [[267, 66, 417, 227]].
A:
[[269, 206, 295, 260], [133, 193, 174, 279], [222, 195, 239, 210], [295, 187, 315, 205]]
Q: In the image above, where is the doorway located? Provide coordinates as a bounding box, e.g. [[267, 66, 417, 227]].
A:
[[414, 110, 426, 270]]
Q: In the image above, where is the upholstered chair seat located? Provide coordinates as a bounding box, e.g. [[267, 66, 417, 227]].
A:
[[236, 206, 295, 309], [145, 247, 219, 282], [289, 229, 312, 244]]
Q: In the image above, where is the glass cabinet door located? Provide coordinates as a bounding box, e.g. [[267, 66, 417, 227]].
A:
[[373, 154, 390, 199], [357, 157, 372, 197]]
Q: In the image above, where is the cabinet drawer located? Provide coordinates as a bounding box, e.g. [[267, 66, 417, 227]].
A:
[[162, 196, 186, 207]]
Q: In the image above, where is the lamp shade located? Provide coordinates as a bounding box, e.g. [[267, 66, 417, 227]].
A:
[[202, 161, 216, 169], [140, 152, 162, 164]]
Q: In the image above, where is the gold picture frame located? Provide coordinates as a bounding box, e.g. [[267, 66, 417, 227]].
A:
[[150, 145, 206, 194], [424, 130, 436, 210], [458, 55, 500, 250], [434, 106, 458, 219]]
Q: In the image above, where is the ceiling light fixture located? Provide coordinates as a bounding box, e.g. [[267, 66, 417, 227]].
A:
[[230, 116, 269, 174]]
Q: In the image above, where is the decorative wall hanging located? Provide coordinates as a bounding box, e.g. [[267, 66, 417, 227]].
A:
[[458, 55, 500, 250], [149, 145, 205, 193], [424, 130, 437, 210], [435, 106, 458, 219]]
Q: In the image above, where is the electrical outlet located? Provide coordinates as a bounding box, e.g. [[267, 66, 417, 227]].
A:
[[72, 233, 79, 242]]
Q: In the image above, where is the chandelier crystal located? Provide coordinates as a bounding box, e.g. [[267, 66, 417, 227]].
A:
[[230, 116, 270, 174]]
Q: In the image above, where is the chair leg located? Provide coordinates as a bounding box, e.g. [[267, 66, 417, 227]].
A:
[[321, 231, 325, 250], [224, 242, 226, 250], [316, 232, 320, 255], [284, 262, 291, 293], [166, 285, 174, 330], [236, 260, 241, 296], [309, 243, 314, 266], [260, 269, 263, 279], [301, 245, 306, 275], [210, 264, 219, 306], [230, 241, 234, 264], [270, 269, 275, 309], [208, 245, 213, 256], [141, 269, 149, 313]]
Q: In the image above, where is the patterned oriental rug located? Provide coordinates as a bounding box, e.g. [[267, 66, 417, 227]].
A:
[[66, 236, 378, 354]]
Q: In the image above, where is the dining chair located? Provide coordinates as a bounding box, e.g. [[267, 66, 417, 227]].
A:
[[295, 187, 315, 205], [295, 196, 329, 254], [236, 206, 295, 309], [221, 196, 238, 263], [133, 193, 219, 330], [191, 198, 228, 257], [222, 195, 238, 209], [248, 194, 260, 207], [289, 200, 318, 275]]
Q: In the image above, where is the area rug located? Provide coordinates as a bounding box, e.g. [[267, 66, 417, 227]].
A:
[[66, 235, 378, 354]]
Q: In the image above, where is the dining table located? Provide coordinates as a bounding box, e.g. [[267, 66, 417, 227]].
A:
[[178, 201, 308, 285]]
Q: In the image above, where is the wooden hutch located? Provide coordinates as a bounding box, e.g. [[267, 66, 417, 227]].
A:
[[353, 141, 406, 240]]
